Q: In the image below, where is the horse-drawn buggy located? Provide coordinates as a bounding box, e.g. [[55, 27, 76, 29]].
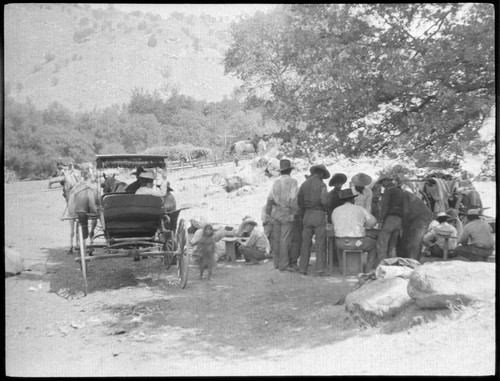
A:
[[66, 154, 189, 296]]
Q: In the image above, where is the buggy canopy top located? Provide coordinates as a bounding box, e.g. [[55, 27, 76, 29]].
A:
[[96, 154, 169, 170]]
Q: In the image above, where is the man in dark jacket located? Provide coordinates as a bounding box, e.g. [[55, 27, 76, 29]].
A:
[[298, 164, 330, 276], [327, 173, 347, 224], [125, 166, 145, 193], [376, 176, 404, 264]]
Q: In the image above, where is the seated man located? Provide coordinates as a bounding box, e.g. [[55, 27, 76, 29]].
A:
[[454, 209, 494, 261], [422, 211, 458, 258], [125, 166, 145, 194], [235, 217, 271, 265], [135, 171, 164, 196], [332, 188, 378, 272]]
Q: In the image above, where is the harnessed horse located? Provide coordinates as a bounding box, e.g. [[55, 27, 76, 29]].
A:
[[61, 169, 99, 253], [102, 173, 128, 194]]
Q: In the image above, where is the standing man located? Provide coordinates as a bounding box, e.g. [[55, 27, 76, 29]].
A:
[[332, 189, 378, 272], [265, 159, 299, 272], [327, 173, 347, 223], [454, 209, 494, 261], [351, 173, 373, 213], [376, 175, 404, 263], [298, 164, 330, 276]]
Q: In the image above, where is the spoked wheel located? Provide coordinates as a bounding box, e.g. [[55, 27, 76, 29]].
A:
[[77, 222, 88, 296], [175, 219, 189, 288]]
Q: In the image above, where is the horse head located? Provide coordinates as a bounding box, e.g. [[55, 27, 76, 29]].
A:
[[102, 173, 117, 194]]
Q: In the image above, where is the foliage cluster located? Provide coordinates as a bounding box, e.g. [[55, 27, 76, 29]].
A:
[[225, 4, 495, 162], [4, 90, 266, 179]]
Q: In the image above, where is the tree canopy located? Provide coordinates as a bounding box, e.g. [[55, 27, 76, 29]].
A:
[[224, 3, 495, 161]]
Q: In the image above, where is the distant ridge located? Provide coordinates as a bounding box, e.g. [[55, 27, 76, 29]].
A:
[[4, 3, 241, 111]]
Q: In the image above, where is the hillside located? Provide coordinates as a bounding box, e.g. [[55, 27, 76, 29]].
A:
[[4, 3, 241, 111]]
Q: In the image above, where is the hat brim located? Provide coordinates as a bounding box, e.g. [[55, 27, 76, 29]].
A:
[[329, 174, 347, 186], [310, 166, 330, 179], [339, 194, 358, 200]]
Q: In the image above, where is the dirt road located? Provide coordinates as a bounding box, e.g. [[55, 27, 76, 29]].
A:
[[5, 171, 496, 376]]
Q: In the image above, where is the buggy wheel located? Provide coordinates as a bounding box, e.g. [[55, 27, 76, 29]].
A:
[[176, 219, 189, 288], [77, 222, 88, 296], [419, 191, 432, 212]]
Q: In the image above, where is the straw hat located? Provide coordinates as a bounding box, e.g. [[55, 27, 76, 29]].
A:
[[351, 173, 372, 187], [139, 171, 155, 180]]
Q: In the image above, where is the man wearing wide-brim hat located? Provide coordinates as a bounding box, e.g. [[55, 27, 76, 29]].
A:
[[235, 217, 271, 265], [297, 164, 331, 276], [422, 211, 458, 258], [332, 188, 378, 272], [376, 175, 404, 262], [265, 159, 300, 272], [454, 208, 494, 261], [135, 170, 170, 198], [327, 173, 347, 224], [125, 166, 146, 193], [351, 173, 373, 214]]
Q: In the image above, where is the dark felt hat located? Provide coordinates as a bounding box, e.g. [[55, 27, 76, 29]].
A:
[[279, 159, 294, 172], [329, 173, 347, 186], [309, 164, 330, 180], [338, 188, 359, 200]]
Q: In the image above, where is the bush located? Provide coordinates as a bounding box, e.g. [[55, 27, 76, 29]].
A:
[[138, 20, 147, 30], [51, 77, 59, 87], [147, 35, 157, 47], [44, 52, 56, 63], [73, 28, 94, 43]]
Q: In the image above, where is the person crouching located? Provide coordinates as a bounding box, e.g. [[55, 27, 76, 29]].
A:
[[236, 217, 271, 265]]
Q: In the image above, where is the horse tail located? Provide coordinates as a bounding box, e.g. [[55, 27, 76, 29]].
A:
[[229, 143, 235, 154]]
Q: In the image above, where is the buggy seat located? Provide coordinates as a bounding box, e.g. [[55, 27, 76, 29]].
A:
[[102, 194, 163, 238]]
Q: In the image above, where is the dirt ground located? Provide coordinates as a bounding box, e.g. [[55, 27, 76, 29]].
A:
[[4, 160, 496, 376]]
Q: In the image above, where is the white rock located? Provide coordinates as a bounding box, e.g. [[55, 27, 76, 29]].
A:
[[345, 277, 413, 326], [5, 247, 23, 276], [407, 261, 496, 309]]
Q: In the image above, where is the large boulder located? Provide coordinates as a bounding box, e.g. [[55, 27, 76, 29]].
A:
[[5, 247, 23, 276], [407, 261, 496, 309], [345, 276, 413, 326]]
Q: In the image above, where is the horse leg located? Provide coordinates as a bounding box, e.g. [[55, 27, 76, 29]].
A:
[[69, 220, 75, 254]]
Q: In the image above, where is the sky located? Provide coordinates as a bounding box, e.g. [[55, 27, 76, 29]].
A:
[[92, 3, 278, 20]]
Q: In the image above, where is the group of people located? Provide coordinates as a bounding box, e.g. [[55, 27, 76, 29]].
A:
[[263, 160, 385, 275], [259, 159, 494, 276], [422, 208, 494, 262]]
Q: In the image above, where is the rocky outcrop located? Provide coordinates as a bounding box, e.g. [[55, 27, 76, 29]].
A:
[[5, 247, 23, 276], [345, 277, 413, 326], [407, 261, 496, 309]]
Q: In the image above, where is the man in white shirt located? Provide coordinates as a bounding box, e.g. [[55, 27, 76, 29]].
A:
[[236, 217, 271, 264], [332, 188, 378, 272], [265, 159, 299, 272], [422, 211, 458, 258], [135, 170, 167, 196], [351, 173, 373, 213]]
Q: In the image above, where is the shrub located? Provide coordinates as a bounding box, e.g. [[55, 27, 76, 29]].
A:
[[33, 64, 42, 73], [138, 20, 147, 30], [79, 16, 90, 27], [147, 35, 158, 47], [73, 28, 94, 43], [44, 52, 56, 63], [51, 77, 59, 87]]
